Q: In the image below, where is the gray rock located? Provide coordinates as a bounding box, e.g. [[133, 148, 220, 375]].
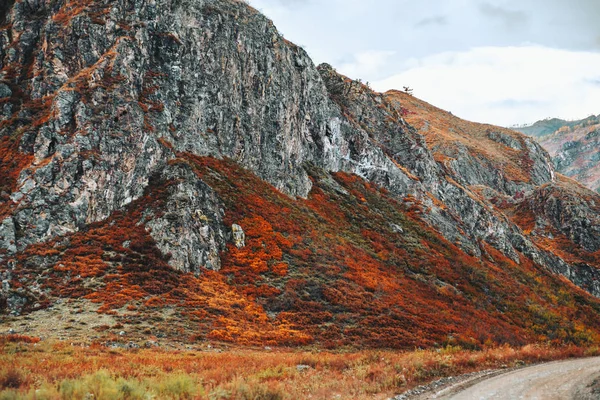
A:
[[296, 364, 311, 372], [0, 218, 17, 256], [390, 223, 404, 234], [0, 83, 11, 98], [145, 163, 228, 273], [231, 224, 245, 248]]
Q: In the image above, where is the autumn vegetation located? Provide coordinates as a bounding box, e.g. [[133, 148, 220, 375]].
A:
[[1, 335, 599, 400], [2, 2, 600, 399], [387, 90, 536, 183], [5, 154, 600, 351]]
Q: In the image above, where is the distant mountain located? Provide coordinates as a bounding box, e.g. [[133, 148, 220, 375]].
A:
[[515, 118, 578, 138], [516, 116, 600, 192], [1, 0, 600, 349]]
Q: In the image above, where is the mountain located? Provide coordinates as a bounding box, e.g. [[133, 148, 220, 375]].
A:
[[514, 118, 582, 138], [1, 0, 600, 348], [515, 116, 600, 193]]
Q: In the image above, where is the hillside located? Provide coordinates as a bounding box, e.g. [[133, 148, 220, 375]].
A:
[[514, 118, 584, 138], [1, 0, 600, 350], [515, 116, 600, 192]]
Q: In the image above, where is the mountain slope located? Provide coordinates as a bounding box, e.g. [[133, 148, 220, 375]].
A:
[[1, 0, 600, 348], [515, 116, 600, 192], [8, 156, 600, 348], [382, 91, 600, 292], [514, 118, 586, 138]]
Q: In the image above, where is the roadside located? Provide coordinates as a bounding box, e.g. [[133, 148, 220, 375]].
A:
[[396, 357, 600, 400], [392, 368, 518, 400]]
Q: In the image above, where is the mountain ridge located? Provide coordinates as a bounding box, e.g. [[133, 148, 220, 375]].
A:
[[515, 115, 600, 193], [1, 0, 600, 348]]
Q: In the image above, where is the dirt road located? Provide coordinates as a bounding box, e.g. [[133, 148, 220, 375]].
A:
[[421, 357, 600, 399]]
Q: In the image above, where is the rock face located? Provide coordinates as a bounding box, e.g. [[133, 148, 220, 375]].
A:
[[145, 163, 228, 273], [528, 178, 600, 253], [0, 0, 599, 303], [516, 115, 600, 193]]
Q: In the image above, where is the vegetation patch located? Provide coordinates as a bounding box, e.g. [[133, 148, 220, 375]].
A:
[[0, 340, 598, 399]]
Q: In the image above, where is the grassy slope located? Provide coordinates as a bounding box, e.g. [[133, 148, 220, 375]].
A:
[[386, 90, 537, 184]]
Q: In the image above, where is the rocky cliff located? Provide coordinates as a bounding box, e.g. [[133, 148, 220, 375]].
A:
[[516, 115, 600, 193], [1, 0, 600, 348]]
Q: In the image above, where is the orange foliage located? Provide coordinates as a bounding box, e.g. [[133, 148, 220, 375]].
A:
[[5, 156, 600, 349], [183, 157, 600, 348], [0, 334, 40, 344], [5, 341, 598, 400], [52, 0, 110, 26]]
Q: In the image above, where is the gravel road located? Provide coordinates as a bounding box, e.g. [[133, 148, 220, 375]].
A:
[[432, 356, 600, 399]]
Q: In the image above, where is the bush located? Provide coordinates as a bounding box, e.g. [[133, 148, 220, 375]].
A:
[[0, 390, 19, 400], [158, 374, 199, 399], [237, 383, 285, 400], [0, 370, 23, 390]]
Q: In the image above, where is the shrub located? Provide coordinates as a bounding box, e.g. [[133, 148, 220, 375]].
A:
[[0, 334, 40, 344], [116, 378, 146, 400], [0, 370, 23, 390], [0, 390, 19, 400], [237, 383, 285, 400], [157, 374, 199, 399]]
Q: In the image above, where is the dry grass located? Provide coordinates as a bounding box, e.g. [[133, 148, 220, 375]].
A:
[[385, 90, 535, 184], [0, 336, 598, 399]]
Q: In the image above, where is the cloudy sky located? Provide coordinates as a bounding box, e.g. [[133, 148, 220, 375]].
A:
[[246, 0, 600, 127]]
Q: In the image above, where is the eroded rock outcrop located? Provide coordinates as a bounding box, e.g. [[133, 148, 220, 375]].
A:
[[145, 163, 228, 272]]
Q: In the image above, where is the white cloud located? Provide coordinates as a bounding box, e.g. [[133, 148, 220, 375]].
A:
[[336, 51, 396, 83], [373, 46, 600, 126]]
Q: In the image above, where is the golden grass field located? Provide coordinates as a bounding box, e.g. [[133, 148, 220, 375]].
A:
[[1, 334, 598, 399]]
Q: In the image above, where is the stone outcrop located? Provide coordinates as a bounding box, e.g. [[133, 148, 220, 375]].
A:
[[231, 224, 245, 248], [145, 163, 228, 273]]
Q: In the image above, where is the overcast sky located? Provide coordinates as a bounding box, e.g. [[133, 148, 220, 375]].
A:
[[247, 0, 600, 126]]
